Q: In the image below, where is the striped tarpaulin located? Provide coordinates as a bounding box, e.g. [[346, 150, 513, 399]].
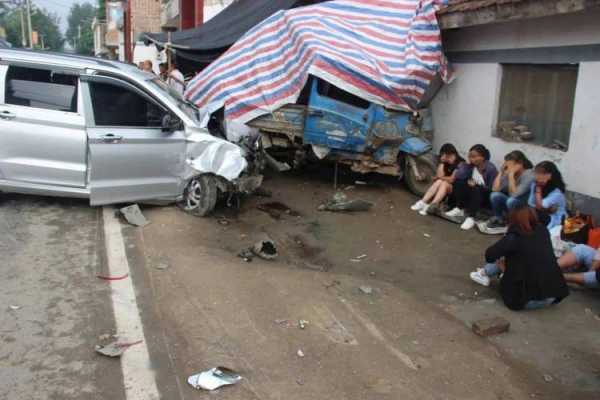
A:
[[185, 0, 451, 126]]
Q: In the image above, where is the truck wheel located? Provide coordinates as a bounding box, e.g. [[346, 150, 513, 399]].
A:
[[404, 154, 436, 197], [179, 175, 218, 217]]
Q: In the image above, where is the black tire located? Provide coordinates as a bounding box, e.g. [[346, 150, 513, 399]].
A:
[[404, 153, 436, 197], [179, 174, 218, 217]]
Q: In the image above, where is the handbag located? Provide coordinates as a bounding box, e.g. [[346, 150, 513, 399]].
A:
[[561, 214, 591, 244]]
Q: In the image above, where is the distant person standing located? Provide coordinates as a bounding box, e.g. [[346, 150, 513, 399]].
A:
[[141, 60, 154, 74], [168, 61, 185, 96], [159, 62, 168, 82]]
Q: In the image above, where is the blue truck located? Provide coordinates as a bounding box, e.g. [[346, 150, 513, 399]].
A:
[[248, 78, 437, 196]]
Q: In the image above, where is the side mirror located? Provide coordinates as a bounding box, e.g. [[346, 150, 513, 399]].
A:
[[161, 114, 182, 132]]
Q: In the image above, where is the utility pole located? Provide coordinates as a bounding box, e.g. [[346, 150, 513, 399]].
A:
[[19, 3, 26, 47], [25, 0, 33, 49]]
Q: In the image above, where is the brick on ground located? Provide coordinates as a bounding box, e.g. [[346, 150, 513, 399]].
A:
[[472, 317, 510, 337]]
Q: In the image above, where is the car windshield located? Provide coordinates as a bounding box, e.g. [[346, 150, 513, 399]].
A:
[[148, 78, 200, 123]]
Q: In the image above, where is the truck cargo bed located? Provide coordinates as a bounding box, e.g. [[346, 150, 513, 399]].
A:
[[247, 104, 307, 138]]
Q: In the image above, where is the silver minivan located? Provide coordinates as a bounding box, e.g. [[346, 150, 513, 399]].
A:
[[0, 49, 262, 215]]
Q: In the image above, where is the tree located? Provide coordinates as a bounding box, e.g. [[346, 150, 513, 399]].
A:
[[66, 2, 96, 55], [0, 3, 64, 50], [97, 0, 106, 20]]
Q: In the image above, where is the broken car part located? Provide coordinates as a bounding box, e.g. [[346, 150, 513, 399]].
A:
[[119, 204, 149, 227], [187, 367, 242, 391]]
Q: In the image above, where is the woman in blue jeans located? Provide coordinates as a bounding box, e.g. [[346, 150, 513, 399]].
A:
[[469, 204, 569, 310], [487, 150, 534, 229]]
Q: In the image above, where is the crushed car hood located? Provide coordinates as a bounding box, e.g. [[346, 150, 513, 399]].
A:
[[185, 132, 248, 181]]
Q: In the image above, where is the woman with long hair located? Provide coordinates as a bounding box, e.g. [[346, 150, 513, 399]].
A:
[[411, 143, 464, 216], [487, 150, 535, 230], [469, 204, 569, 310], [445, 144, 498, 230], [527, 161, 567, 230]]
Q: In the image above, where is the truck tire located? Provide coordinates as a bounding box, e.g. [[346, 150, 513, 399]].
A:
[[179, 174, 218, 217], [404, 153, 436, 197]]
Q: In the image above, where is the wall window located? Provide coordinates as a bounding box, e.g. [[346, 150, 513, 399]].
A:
[[4, 66, 78, 112], [89, 81, 166, 127], [496, 64, 578, 151]]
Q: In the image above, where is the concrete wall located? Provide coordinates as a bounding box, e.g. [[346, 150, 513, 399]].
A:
[[432, 10, 600, 211]]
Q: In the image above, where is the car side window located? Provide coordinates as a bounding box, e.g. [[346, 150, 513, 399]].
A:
[[89, 81, 166, 127], [4, 66, 78, 112]]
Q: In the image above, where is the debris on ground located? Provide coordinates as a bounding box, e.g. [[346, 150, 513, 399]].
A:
[[297, 349, 305, 358], [237, 249, 254, 262], [318, 192, 373, 213], [323, 280, 341, 289], [257, 201, 300, 219], [187, 367, 242, 391], [119, 204, 149, 227], [359, 286, 373, 295], [350, 254, 367, 262], [472, 317, 510, 337], [298, 320, 309, 329], [154, 261, 170, 271], [543, 374, 554, 383], [95, 340, 143, 358], [217, 217, 230, 226], [8, 305, 21, 311], [274, 319, 291, 327], [252, 240, 278, 260], [423, 233, 431, 238]]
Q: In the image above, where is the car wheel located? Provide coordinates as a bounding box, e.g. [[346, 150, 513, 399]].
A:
[[179, 174, 218, 217], [404, 153, 436, 197]]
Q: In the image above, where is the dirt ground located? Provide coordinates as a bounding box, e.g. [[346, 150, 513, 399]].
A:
[[135, 166, 600, 400]]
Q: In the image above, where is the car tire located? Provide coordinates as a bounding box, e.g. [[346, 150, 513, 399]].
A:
[[179, 174, 218, 217], [404, 153, 436, 197]]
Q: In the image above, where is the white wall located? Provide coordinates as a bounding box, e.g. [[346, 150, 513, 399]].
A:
[[432, 61, 600, 199], [432, 11, 600, 199], [204, 0, 235, 23]]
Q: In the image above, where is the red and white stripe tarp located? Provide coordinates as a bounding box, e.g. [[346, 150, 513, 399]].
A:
[[185, 0, 451, 126]]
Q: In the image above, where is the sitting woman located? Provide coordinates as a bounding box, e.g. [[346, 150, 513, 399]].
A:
[[487, 150, 534, 229], [469, 204, 569, 310], [411, 143, 464, 216], [445, 144, 498, 230], [527, 161, 567, 230], [557, 244, 599, 289]]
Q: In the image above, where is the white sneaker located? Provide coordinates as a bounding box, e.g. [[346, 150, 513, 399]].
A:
[[470, 268, 491, 287], [411, 200, 426, 211], [445, 207, 464, 218], [419, 203, 431, 216], [461, 217, 476, 230]]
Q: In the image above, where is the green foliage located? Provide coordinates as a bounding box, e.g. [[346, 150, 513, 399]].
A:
[[0, 4, 64, 50], [97, 0, 106, 20], [66, 2, 96, 55]]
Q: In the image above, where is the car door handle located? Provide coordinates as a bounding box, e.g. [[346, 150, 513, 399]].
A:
[[100, 133, 123, 143], [0, 111, 16, 120], [308, 110, 324, 117]]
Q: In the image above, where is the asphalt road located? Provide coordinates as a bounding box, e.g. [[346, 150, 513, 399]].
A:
[[0, 194, 125, 400]]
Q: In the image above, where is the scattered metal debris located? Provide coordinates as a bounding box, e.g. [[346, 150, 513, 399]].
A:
[[298, 320, 309, 330], [319, 192, 373, 213], [155, 262, 170, 271], [119, 204, 150, 227], [359, 286, 373, 295], [95, 340, 143, 358], [252, 240, 278, 260], [350, 254, 367, 262], [187, 367, 242, 391], [238, 249, 254, 262]]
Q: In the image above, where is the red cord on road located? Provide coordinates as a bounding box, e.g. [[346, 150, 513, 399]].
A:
[[96, 273, 129, 281]]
